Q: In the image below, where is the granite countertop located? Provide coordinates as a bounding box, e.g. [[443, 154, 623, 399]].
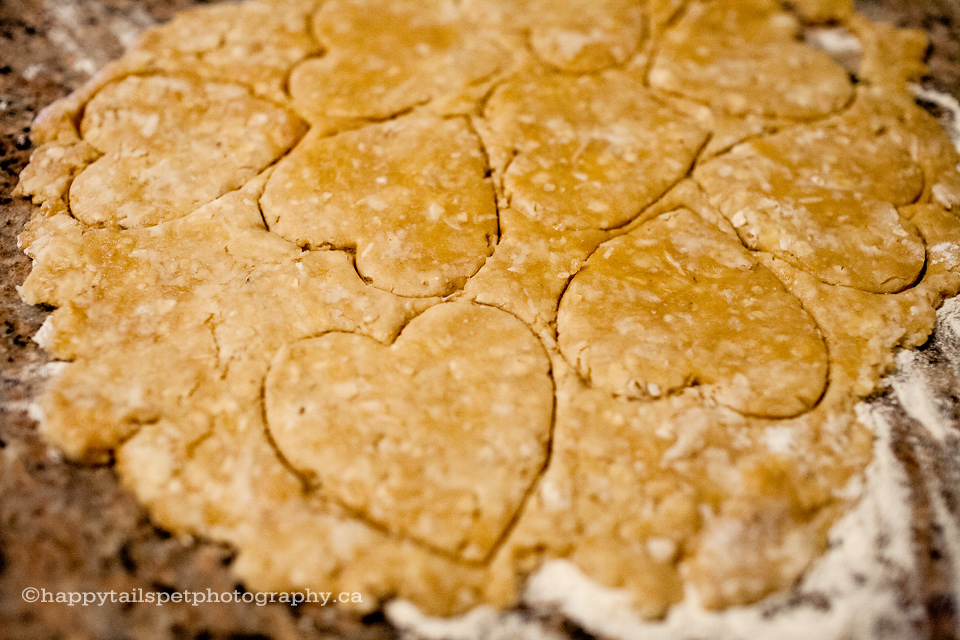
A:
[[1, 1, 960, 639]]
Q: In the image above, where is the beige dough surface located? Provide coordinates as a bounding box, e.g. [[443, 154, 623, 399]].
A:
[[556, 208, 828, 417], [288, 0, 510, 134], [15, 0, 960, 622], [265, 300, 554, 562], [261, 115, 498, 297], [480, 69, 708, 230], [694, 106, 928, 293], [462, 0, 647, 73], [72, 75, 305, 229], [648, 0, 854, 118]]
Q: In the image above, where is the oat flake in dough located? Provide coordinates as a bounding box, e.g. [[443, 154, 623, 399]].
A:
[[15, 0, 960, 625]]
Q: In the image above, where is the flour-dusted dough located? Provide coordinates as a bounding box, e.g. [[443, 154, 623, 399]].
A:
[[15, 0, 960, 624], [694, 103, 928, 293], [289, 0, 510, 133], [72, 75, 305, 228], [133, 0, 323, 101], [480, 70, 708, 230], [463, 0, 646, 73], [649, 0, 853, 118], [557, 208, 828, 417], [262, 115, 498, 297], [265, 301, 554, 562]]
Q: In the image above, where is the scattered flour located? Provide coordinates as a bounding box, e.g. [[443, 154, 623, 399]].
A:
[[389, 401, 925, 640], [911, 84, 960, 153], [42, 0, 156, 78]]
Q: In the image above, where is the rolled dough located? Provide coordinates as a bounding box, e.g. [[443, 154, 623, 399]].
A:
[[15, 0, 960, 623]]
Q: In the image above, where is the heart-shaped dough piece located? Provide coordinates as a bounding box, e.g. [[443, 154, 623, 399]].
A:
[[557, 208, 828, 418], [695, 123, 926, 293], [463, 0, 645, 73], [289, 0, 508, 128], [71, 75, 305, 228], [262, 114, 498, 297], [133, 1, 321, 100], [649, 0, 852, 119], [481, 70, 708, 230], [264, 301, 554, 561]]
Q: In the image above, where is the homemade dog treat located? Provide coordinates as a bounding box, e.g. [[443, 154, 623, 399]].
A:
[[15, 0, 960, 623]]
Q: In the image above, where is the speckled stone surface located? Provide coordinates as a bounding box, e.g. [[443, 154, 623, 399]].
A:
[[1, 1, 959, 639]]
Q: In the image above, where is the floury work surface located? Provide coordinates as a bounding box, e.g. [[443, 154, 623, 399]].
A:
[[3, 1, 960, 638]]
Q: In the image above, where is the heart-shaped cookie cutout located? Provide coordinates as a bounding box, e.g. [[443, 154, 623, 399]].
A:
[[72, 75, 305, 228], [648, 0, 852, 119], [481, 70, 708, 230], [262, 114, 498, 297], [464, 0, 645, 73], [695, 122, 926, 293], [289, 0, 508, 128], [264, 301, 554, 561], [557, 208, 828, 418]]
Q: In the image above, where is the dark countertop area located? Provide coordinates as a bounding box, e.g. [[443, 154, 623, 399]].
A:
[[2, 1, 960, 638]]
